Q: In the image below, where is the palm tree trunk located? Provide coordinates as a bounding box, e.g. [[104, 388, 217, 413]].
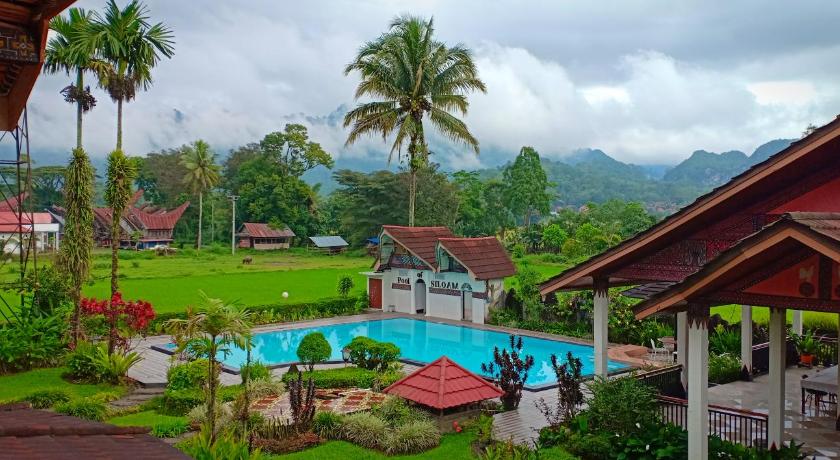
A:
[[75, 69, 83, 150], [197, 192, 203, 250], [116, 98, 123, 151]]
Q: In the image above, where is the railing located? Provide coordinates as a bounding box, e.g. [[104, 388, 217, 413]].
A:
[[636, 364, 684, 398], [751, 337, 799, 374], [657, 396, 768, 448]]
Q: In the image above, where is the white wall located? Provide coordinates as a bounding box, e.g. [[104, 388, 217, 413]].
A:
[[375, 268, 493, 323]]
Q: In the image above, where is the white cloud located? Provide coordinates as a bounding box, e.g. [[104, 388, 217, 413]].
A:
[[748, 81, 818, 106]]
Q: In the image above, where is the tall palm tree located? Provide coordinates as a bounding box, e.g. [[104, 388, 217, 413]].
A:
[[181, 140, 220, 250], [167, 295, 252, 443], [344, 15, 486, 226], [88, 0, 174, 150], [44, 8, 110, 150], [104, 150, 136, 296]]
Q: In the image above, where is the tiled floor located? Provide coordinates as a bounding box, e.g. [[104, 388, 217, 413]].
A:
[[709, 367, 840, 459]]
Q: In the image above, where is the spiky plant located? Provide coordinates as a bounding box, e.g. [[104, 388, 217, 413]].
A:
[[104, 149, 136, 298]]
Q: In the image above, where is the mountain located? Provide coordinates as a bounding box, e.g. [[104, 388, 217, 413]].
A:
[[750, 139, 795, 164], [663, 149, 750, 187]]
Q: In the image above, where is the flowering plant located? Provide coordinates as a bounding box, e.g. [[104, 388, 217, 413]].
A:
[[81, 291, 155, 353]]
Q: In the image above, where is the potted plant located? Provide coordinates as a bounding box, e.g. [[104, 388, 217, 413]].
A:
[[793, 331, 820, 367], [818, 343, 835, 368]]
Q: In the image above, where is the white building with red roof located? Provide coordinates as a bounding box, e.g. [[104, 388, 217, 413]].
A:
[[365, 225, 516, 323]]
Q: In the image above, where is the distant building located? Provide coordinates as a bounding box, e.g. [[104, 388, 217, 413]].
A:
[[309, 235, 349, 254], [363, 226, 516, 324], [237, 222, 295, 250], [0, 212, 59, 253]]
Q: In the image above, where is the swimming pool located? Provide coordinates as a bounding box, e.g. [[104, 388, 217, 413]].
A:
[[159, 318, 628, 387]]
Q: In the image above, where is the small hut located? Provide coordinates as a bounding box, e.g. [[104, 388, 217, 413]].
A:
[[308, 235, 349, 254], [383, 356, 503, 430], [237, 222, 295, 250]]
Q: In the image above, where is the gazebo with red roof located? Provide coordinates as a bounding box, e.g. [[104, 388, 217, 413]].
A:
[[384, 356, 503, 415], [364, 225, 515, 323]]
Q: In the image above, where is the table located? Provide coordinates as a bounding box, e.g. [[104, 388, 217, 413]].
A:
[[801, 366, 837, 415], [659, 337, 677, 363]]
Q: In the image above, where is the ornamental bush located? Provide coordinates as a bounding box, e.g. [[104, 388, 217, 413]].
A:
[[481, 335, 535, 410], [341, 412, 387, 450], [280, 366, 402, 389], [586, 375, 658, 436], [296, 332, 332, 371], [65, 341, 102, 381], [709, 353, 742, 385], [0, 309, 67, 373], [55, 397, 109, 421], [344, 336, 400, 371], [386, 419, 441, 454], [22, 389, 71, 409], [167, 359, 210, 391], [313, 411, 344, 439]]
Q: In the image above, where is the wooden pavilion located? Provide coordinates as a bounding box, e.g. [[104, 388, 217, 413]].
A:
[[540, 116, 840, 459]]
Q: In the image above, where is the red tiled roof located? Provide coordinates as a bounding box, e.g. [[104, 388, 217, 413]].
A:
[[128, 201, 190, 230], [0, 212, 53, 225], [382, 225, 454, 268], [0, 192, 27, 212], [384, 356, 503, 410], [239, 222, 295, 238], [0, 403, 188, 459], [438, 237, 516, 280]]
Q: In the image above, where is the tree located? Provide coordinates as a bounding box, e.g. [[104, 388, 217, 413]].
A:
[[542, 224, 568, 254], [181, 140, 220, 250], [296, 332, 332, 372], [336, 275, 355, 298], [104, 149, 136, 296], [57, 149, 95, 345], [135, 148, 190, 207], [503, 147, 551, 228], [89, 0, 174, 150], [166, 296, 252, 443], [344, 15, 486, 226], [45, 7, 108, 150], [259, 124, 333, 177], [453, 170, 491, 236]]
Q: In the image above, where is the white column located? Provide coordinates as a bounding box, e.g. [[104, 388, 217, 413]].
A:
[[593, 279, 609, 378], [740, 305, 753, 376], [677, 311, 688, 388], [791, 310, 803, 336], [768, 307, 787, 448], [687, 305, 709, 460]]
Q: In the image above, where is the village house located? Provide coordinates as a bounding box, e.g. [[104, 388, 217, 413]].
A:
[[0, 193, 60, 253], [237, 222, 295, 250], [364, 226, 515, 324]]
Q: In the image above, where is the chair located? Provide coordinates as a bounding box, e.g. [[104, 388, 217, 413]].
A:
[[650, 339, 669, 361]]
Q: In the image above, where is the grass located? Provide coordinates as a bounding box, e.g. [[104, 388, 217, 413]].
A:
[[0, 367, 124, 403], [108, 409, 188, 428], [269, 431, 476, 460], [712, 305, 838, 331]]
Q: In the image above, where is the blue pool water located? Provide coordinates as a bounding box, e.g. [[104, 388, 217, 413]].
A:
[[166, 318, 628, 386]]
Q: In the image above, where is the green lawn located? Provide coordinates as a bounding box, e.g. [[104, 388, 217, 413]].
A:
[[712, 305, 838, 331], [270, 432, 476, 460], [0, 367, 124, 403], [108, 409, 187, 428]]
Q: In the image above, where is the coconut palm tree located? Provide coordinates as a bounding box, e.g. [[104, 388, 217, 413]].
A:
[[44, 8, 110, 150], [344, 15, 486, 226], [180, 140, 220, 250], [104, 150, 136, 296], [88, 0, 174, 150], [166, 296, 252, 443]]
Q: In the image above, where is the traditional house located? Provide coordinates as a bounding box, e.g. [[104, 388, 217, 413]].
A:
[[364, 226, 515, 324], [237, 222, 295, 250], [51, 190, 189, 249], [540, 116, 840, 458]]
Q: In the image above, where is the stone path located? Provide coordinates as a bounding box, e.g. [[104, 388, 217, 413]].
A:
[[253, 389, 388, 423], [109, 387, 165, 409]]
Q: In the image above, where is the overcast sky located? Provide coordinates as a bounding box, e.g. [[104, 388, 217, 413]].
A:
[[26, 0, 840, 168]]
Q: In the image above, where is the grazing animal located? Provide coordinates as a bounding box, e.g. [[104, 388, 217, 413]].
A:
[[242, 256, 253, 265]]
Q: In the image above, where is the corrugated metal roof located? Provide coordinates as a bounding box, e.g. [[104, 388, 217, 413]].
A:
[[309, 235, 348, 247], [383, 356, 503, 410]]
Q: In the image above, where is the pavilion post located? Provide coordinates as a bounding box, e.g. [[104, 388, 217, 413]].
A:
[[687, 304, 709, 460], [791, 310, 803, 336], [676, 311, 688, 388], [593, 278, 609, 377], [768, 307, 787, 448], [837, 313, 840, 431], [740, 305, 752, 378]]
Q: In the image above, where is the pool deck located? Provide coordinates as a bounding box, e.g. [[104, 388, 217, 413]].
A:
[[128, 311, 650, 388]]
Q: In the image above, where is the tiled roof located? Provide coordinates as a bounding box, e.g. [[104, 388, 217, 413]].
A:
[[0, 403, 188, 459], [239, 222, 295, 238], [438, 237, 516, 280], [309, 235, 349, 248], [382, 226, 454, 269], [785, 212, 840, 241], [384, 356, 503, 410], [128, 201, 190, 231], [0, 212, 53, 225], [0, 192, 27, 212]]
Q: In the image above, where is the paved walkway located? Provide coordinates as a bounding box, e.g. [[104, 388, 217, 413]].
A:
[[709, 367, 840, 459]]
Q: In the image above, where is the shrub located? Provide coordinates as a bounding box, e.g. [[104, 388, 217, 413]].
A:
[[252, 432, 321, 455], [161, 388, 204, 415], [709, 353, 742, 384], [241, 361, 270, 382], [150, 419, 189, 438], [536, 352, 583, 427], [341, 412, 387, 450], [280, 366, 402, 389], [288, 372, 316, 432], [65, 342, 101, 381], [167, 359, 210, 391], [55, 397, 109, 421], [709, 325, 741, 356], [0, 309, 67, 373], [481, 335, 535, 410], [93, 347, 142, 384], [386, 419, 440, 454], [337, 275, 355, 298], [344, 336, 400, 371], [22, 389, 71, 409], [313, 411, 344, 439], [296, 332, 332, 371], [372, 396, 427, 425], [181, 431, 265, 459], [586, 376, 658, 436]]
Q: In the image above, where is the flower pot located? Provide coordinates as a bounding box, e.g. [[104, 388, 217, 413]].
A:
[[800, 354, 814, 366]]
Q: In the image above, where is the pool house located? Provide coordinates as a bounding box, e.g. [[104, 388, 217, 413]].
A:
[[540, 116, 840, 459], [364, 225, 515, 324]]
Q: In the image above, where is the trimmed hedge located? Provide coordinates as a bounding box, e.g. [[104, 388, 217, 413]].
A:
[[280, 367, 403, 389], [149, 296, 361, 332]]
